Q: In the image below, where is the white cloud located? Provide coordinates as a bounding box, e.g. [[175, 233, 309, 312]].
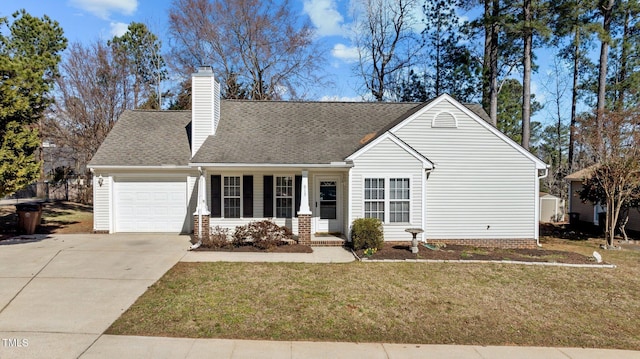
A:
[[110, 21, 129, 37], [69, 0, 138, 19], [332, 43, 360, 63], [303, 0, 345, 37]]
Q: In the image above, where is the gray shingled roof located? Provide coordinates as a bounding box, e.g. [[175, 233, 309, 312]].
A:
[[191, 101, 422, 164], [90, 100, 491, 167], [88, 110, 192, 167]]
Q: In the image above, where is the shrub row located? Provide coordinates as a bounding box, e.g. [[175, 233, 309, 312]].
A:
[[200, 220, 294, 251]]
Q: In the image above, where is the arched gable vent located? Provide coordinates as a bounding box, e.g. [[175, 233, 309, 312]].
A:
[[431, 111, 458, 128]]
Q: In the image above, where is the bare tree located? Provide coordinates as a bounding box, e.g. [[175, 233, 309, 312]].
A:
[[167, 0, 325, 100], [352, 0, 422, 101], [45, 41, 131, 201], [576, 109, 640, 248]]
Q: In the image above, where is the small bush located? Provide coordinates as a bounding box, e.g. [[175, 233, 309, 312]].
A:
[[232, 220, 294, 250], [351, 217, 384, 250], [201, 226, 231, 249]]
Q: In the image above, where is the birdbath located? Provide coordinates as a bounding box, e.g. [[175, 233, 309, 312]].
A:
[[405, 228, 424, 254]]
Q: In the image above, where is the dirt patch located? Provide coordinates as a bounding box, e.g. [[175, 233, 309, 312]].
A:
[[354, 241, 597, 264]]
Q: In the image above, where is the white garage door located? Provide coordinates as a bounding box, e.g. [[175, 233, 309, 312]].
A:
[[114, 179, 187, 232]]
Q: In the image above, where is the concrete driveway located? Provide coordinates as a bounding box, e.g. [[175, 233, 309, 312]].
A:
[[0, 234, 189, 359]]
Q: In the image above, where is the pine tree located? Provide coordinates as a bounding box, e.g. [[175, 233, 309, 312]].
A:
[[0, 10, 66, 197]]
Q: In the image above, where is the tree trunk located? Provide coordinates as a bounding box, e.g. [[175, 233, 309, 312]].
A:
[[489, 0, 499, 126], [616, 7, 630, 111], [596, 0, 615, 128], [568, 29, 580, 171], [482, 0, 491, 115], [521, 0, 532, 150]]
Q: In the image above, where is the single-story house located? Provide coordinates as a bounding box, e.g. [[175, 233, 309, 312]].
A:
[[88, 66, 548, 248], [565, 167, 640, 232]]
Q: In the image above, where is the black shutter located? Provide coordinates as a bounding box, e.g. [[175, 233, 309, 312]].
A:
[[263, 175, 273, 217], [294, 175, 302, 217], [211, 175, 222, 218], [243, 175, 253, 218]]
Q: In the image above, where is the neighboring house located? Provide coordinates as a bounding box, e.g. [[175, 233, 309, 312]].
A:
[[88, 66, 548, 248], [565, 167, 640, 232]]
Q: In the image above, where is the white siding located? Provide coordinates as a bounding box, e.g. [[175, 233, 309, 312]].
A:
[[350, 137, 424, 240], [393, 99, 538, 240], [191, 69, 220, 156], [93, 174, 111, 231]]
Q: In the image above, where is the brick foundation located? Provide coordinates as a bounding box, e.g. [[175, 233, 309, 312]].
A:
[[298, 214, 311, 245], [430, 238, 537, 249], [193, 214, 210, 240]]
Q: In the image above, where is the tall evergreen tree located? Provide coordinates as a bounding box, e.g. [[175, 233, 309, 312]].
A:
[[549, 0, 598, 170], [0, 10, 66, 197], [109, 22, 166, 109], [419, 0, 481, 102]]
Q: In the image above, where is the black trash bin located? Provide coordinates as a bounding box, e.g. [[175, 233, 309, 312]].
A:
[[15, 203, 43, 235], [568, 212, 580, 227]]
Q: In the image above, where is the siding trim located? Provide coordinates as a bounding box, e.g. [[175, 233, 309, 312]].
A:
[[347, 132, 434, 169]]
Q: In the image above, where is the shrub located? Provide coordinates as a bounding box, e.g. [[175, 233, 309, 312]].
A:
[[351, 217, 384, 250], [232, 220, 294, 250], [201, 226, 231, 249]]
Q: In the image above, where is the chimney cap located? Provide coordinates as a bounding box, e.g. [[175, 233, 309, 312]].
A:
[[197, 65, 213, 73]]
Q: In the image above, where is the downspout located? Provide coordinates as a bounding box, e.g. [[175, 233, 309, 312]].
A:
[[536, 166, 549, 247], [190, 167, 207, 250], [422, 167, 434, 242]]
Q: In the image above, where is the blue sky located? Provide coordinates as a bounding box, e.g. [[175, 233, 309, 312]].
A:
[[1, 0, 569, 126]]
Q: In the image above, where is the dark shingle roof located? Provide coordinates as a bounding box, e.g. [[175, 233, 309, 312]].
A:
[[90, 100, 491, 167], [191, 101, 421, 164], [88, 110, 192, 167]]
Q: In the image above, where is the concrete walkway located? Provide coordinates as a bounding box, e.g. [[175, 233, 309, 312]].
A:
[[1, 234, 639, 358], [181, 246, 355, 263]]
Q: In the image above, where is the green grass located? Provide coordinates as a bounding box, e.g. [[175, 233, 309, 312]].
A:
[[107, 237, 640, 350]]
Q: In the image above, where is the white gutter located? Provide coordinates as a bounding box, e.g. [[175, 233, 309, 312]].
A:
[[188, 162, 354, 168], [535, 166, 550, 247], [88, 165, 193, 170]]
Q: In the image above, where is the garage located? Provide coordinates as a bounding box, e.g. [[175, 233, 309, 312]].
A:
[[114, 179, 188, 233]]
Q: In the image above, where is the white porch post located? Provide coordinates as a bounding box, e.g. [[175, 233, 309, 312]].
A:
[[298, 170, 312, 245], [192, 168, 210, 247], [298, 170, 311, 215]]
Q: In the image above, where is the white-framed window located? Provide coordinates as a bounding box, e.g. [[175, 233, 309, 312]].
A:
[[224, 176, 241, 218], [364, 178, 385, 221], [276, 176, 293, 218], [364, 177, 410, 223], [389, 178, 410, 223]]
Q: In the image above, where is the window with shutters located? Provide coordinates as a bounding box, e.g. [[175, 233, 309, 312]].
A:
[[223, 176, 241, 218], [275, 176, 293, 218]]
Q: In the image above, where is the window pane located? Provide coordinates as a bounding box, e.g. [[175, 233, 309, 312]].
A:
[[224, 198, 240, 218], [276, 198, 292, 218]]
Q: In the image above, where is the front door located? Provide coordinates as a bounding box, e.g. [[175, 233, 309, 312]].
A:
[[315, 176, 342, 233]]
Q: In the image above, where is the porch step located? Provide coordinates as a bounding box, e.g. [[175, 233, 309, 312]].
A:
[[310, 239, 346, 247], [310, 234, 346, 247]]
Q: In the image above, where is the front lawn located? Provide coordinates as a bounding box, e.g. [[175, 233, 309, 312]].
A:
[[107, 237, 640, 350]]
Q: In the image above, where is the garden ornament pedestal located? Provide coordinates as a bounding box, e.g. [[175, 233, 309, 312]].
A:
[[405, 228, 424, 254]]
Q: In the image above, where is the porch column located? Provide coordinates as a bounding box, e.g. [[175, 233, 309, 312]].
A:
[[194, 169, 210, 241], [297, 170, 311, 245]]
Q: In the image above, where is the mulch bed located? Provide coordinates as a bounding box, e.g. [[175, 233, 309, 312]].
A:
[[354, 241, 598, 264], [193, 243, 313, 253]]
